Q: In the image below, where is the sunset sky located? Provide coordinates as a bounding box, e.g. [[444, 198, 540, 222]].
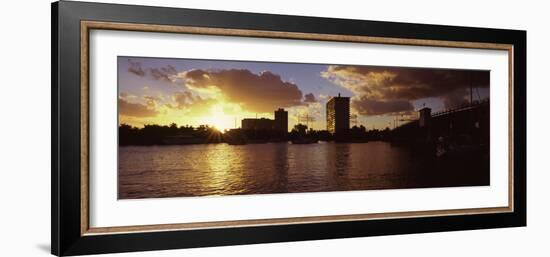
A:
[[118, 57, 490, 131]]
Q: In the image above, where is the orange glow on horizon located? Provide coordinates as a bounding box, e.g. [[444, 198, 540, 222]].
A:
[[205, 104, 236, 133]]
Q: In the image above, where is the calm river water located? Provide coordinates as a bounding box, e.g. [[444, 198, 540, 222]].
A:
[[118, 141, 489, 199]]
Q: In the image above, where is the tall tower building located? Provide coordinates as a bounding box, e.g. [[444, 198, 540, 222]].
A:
[[326, 94, 350, 134], [274, 108, 288, 133]]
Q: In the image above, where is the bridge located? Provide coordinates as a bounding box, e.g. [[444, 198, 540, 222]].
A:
[[391, 100, 490, 149]]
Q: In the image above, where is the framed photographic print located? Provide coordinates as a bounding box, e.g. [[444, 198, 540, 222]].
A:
[[51, 1, 526, 256]]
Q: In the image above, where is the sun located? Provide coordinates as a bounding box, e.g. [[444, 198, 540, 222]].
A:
[[208, 104, 235, 133], [211, 118, 233, 132]]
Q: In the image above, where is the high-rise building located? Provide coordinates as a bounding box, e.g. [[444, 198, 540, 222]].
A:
[[274, 108, 288, 133], [326, 93, 350, 134]]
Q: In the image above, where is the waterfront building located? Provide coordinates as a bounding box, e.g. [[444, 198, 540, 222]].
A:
[[241, 118, 274, 130], [274, 108, 288, 133], [326, 93, 350, 134], [241, 108, 289, 132]]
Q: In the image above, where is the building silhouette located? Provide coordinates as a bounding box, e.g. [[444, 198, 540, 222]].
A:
[[241, 108, 288, 132], [274, 108, 288, 132], [242, 118, 275, 130], [419, 107, 431, 128], [326, 93, 350, 134]]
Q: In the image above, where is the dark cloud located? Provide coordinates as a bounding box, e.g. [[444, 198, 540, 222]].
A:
[[182, 69, 303, 113], [304, 93, 317, 103], [442, 88, 470, 108], [127, 59, 146, 77], [126, 59, 176, 82], [118, 97, 158, 117], [322, 65, 490, 113], [352, 96, 414, 116], [150, 65, 177, 82]]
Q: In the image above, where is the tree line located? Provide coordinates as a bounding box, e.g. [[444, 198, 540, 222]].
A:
[[119, 123, 392, 146]]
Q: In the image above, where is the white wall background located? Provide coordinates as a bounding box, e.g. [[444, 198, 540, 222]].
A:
[[0, 0, 547, 256]]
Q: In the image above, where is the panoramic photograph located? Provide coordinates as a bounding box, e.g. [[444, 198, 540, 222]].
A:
[[117, 56, 490, 199]]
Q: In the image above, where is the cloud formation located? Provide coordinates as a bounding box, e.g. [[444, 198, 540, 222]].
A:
[[126, 59, 177, 83], [119, 97, 158, 117], [443, 88, 471, 108], [127, 59, 145, 77], [169, 91, 214, 110], [304, 93, 317, 103], [180, 69, 304, 113], [322, 65, 489, 115], [150, 65, 177, 82], [172, 91, 195, 108], [143, 95, 160, 108], [352, 97, 414, 115]]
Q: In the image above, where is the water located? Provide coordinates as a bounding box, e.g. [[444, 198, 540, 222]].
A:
[[118, 141, 489, 199]]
